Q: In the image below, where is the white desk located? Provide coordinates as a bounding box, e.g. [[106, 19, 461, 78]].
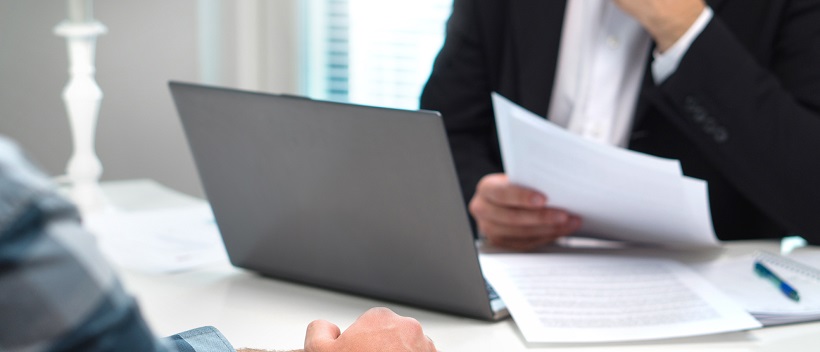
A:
[[103, 180, 820, 351]]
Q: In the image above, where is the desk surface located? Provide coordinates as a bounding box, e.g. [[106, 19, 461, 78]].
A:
[[102, 180, 820, 351]]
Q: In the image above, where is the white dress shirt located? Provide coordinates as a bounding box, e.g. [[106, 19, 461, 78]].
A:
[[547, 1, 714, 146]]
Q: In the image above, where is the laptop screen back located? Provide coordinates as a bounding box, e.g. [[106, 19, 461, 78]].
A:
[[170, 82, 494, 320]]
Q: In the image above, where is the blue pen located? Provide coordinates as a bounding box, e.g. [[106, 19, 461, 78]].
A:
[[754, 261, 800, 302]]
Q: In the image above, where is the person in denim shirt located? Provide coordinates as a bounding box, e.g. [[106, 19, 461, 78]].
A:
[[0, 137, 437, 352]]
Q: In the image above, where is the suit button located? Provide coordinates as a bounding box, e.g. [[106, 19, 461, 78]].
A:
[[713, 128, 729, 143], [683, 96, 729, 143], [684, 96, 705, 121]]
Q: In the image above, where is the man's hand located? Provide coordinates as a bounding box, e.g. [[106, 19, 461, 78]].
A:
[[304, 307, 436, 352], [613, 0, 706, 52], [470, 173, 581, 251]]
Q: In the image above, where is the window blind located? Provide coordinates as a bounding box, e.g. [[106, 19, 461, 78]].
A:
[[304, 0, 452, 109]]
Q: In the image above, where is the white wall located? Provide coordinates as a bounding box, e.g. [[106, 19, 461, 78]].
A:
[[0, 0, 299, 198]]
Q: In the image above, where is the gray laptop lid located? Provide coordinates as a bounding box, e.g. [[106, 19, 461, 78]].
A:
[[170, 82, 495, 320]]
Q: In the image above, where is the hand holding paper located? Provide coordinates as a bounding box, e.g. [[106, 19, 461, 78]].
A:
[[490, 93, 718, 248], [470, 173, 582, 251]]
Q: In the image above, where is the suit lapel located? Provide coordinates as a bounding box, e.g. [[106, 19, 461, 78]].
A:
[[707, 0, 727, 11], [507, 0, 567, 117]]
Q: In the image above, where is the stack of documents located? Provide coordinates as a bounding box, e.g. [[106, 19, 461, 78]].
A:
[[695, 250, 820, 326], [491, 93, 718, 247]]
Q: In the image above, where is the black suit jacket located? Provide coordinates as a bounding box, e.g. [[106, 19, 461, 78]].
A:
[[420, 0, 820, 243]]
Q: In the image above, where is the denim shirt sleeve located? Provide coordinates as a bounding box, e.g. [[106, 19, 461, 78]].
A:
[[0, 137, 235, 352], [164, 327, 237, 352]]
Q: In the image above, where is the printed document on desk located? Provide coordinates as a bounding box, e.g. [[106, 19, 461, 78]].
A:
[[491, 93, 718, 247], [479, 253, 762, 343]]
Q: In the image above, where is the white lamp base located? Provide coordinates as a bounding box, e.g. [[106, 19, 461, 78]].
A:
[[54, 19, 108, 214]]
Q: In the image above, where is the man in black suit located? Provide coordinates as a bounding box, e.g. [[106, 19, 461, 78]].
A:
[[421, 0, 820, 250]]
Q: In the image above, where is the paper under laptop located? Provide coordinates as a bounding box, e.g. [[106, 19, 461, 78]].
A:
[[491, 93, 719, 247], [86, 204, 228, 273]]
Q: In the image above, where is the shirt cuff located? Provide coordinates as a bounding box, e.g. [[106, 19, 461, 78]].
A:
[[165, 326, 237, 352], [651, 7, 714, 84]]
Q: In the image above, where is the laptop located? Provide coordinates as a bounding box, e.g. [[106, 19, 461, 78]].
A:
[[169, 82, 507, 321]]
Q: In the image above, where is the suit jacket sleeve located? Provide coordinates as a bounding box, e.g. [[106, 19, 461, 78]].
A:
[[654, 0, 820, 243], [420, 0, 502, 208]]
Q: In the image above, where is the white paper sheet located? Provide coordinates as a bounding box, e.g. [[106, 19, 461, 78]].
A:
[[492, 93, 718, 247], [84, 204, 229, 273], [480, 253, 761, 342]]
